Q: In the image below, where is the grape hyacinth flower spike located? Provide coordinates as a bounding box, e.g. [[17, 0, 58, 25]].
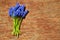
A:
[[8, 3, 29, 37]]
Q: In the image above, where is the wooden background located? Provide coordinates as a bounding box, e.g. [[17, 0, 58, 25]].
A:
[[0, 0, 60, 40]]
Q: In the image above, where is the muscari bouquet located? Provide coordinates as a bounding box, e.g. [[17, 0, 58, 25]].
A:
[[8, 3, 28, 37]]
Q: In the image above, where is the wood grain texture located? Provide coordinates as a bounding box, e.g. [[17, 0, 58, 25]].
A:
[[0, 0, 60, 40]]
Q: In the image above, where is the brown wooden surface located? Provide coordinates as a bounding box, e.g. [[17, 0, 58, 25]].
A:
[[0, 0, 60, 40]]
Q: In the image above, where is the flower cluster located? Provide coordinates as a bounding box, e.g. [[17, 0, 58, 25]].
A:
[[8, 3, 29, 37], [9, 3, 28, 18]]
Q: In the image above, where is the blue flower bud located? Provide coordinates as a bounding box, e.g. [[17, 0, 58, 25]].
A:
[[14, 3, 20, 11], [9, 7, 14, 16], [12, 11, 17, 17], [21, 5, 25, 11], [15, 9, 21, 16], [22, 10, 28, 18]]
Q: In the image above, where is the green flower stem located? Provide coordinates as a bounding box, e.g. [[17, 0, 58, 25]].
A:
[[15, 17, 23, 37], [12, 17, 23, 37], [12, 17, 17, 35]]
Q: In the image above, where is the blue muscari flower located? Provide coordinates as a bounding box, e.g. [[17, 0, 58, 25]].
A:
[[21, 10, 28, 18], [9, 3, 20, 17], [20, 5, 25, 11], [9, 7, 17, 17], [17, 5, 28, 18], [9, 7, 14, 16], [9, 3, 28, 18], [14, 3, 20, 11], [15, 9, 21, 16]]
